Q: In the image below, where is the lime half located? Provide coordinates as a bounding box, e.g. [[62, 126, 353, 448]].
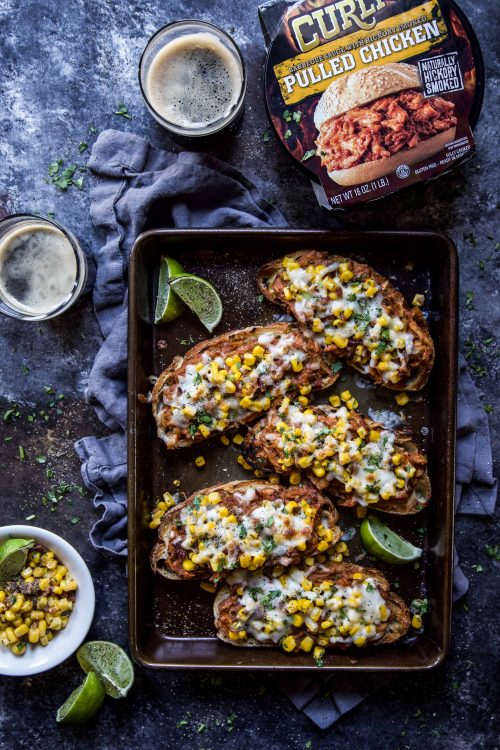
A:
[[169, 274, 223, 333], [0, 538, 34, 583], [360, 516, 422, 565], [154, 255, 186, 324], [56, 671, 106, 724], [77, 641, 134, 699]]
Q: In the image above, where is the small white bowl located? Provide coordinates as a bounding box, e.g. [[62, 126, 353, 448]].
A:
[[0, 525, 95, 677]]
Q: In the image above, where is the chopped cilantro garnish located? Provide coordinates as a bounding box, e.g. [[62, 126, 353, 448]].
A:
[[366, 582, 375, 592], [331, 361, 343, 373], [485, 544, 500, 561], [465, 291, 475, 309], [263, 538, 277, 554], [115, 103, 132, 119], [301, 149, 316, 162], [262, 590, 281, 609], [410, 598, 428, 616], [284, 129, 292, 139], [292, 111, 302, 123], [283, 109, 292, 122], [247, 586, 263, 599], [239, 525, 247, 539], [78, 141, 88, 153]]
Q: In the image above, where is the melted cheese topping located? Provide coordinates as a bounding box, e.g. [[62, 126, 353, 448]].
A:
[[272, 402, 416, 506], [225, 566, 389, 650], [159, 330, 319, 441], [280, 257, 414, 384], [171, 488, 337, 574]]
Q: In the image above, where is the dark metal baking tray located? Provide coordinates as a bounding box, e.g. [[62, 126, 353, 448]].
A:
[[128, 229, 457, 671]]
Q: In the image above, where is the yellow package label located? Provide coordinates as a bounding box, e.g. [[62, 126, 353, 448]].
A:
[[273, 0, 448, 105]]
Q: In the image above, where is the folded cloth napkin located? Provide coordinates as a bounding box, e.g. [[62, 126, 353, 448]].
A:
[[75, 129, 497, 729]]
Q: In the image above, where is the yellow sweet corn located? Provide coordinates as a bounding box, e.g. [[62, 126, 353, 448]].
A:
[[281, 635, 297, 652]]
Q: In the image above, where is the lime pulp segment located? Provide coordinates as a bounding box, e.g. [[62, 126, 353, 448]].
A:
[[0, 538, 34, 583], [360, 515, 422, 565], [77, 641, 135, 699], [169, 274, 223, 333]]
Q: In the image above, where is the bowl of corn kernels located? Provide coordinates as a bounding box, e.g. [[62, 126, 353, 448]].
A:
[[0, 526, 95, 676]]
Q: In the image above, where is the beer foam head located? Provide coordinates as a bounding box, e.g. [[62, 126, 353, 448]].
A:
[[146, 32, 243, 129]]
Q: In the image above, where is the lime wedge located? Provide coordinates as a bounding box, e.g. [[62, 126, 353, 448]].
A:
[[56, 671, 106, 724], [0, 538, 34, 583], [154, 255, 186, 324], [169, 274, 223, 333], [360, 516, 422, 565], [77, 641, 134, 699]]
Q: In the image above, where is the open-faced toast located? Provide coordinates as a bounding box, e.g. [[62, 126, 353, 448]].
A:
[[243, 402, 431, 515], [152, 322, 338, 449], [214, 562, 410, 651], [257, 251, 434, 391], [151, 480, 341, 581]]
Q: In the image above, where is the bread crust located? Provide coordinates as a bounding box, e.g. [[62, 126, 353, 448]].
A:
[[214, 562, 410, 649], [152, 322, 338, 449], [314, 63, 421, 128], [151, 479, 341, 580], [243, 405, 431, 516], [328, 127, 456, 186], [257, 251, 434, 391]]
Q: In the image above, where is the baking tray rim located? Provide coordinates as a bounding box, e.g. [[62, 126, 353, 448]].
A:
[[127, 228, 457, 671]]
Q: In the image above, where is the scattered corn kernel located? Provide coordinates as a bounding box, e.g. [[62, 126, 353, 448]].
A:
[[282, 635, 297, 652], [396, 392, 410, 406]]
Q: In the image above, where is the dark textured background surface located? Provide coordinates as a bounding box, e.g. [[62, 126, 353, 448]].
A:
[[0, 1, 498, 747]]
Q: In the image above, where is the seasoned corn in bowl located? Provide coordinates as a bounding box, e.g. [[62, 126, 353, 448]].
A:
[[0, 526, 95, 676]]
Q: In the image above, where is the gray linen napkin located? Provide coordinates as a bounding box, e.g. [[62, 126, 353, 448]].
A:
[[75, 129, 497, 729]]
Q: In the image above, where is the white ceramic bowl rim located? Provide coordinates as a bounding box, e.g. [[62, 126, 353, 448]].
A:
[[0, 525, 95, 677]]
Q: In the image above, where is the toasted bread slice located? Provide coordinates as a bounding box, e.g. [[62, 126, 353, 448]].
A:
[[152, 322, 338, 449], [214, 562, 410, 650], [243, 403, 431, 515], [257, 251, 434, 391], [151, 480, 341, 581]]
